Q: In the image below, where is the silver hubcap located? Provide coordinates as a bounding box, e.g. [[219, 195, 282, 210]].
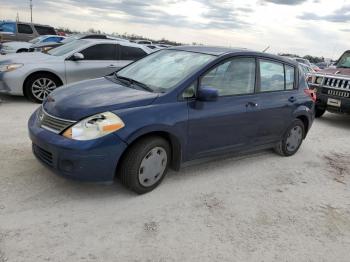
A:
[[31, 78, 57, 101], [138, 147, 168, 187], [286, 126, 303, 152]]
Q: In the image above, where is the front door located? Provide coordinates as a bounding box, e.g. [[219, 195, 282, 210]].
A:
[[65, 43, 127, 84], [187, 57, 260, 159]]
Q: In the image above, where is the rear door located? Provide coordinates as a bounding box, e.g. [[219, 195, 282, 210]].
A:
[[119, 44, 148, 67], [65, 43, 121, 84], [253, 59, 298, 144], [187, 57, 260, 159], [16, 23, 36, 41]]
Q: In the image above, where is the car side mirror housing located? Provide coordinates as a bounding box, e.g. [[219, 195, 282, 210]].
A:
[[72, 52, 84, 61], [197, 87, 219, 102]]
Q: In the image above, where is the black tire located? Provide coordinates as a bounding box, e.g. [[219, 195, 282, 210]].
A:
[[24, 73, 61, 103], [16, 49, 28, 53], [274, 119, 305, 157], [315, 107, 326, 118], [119, 136, 171, 194]]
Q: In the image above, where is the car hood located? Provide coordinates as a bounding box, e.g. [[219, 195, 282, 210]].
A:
[[43, 77, 159, 120], [2, 41, 32, 48], [319, 67, 350, 77], [0, 52, 59, 64]]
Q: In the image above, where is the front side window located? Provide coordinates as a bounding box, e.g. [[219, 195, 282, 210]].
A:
[[116, 50, 215, 92], [120, 46, 147, 60], [17, 24, 33, 34], [80, 44, 117, 60], [259, 60, 285, 92], [201, 57, 256, 96], [0, 22, 16, 33]]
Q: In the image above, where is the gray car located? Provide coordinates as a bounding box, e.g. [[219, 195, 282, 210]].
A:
[[0, 39, 152, 103], [0, 21, 56, 42]]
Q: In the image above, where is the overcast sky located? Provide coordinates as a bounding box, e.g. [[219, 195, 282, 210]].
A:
[[1, 0, 350, 58]]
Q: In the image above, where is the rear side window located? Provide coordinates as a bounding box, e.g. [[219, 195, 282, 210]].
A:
[[18, 24, 33, 34], [120, 46, 147, 60], [43, 36, 62, 43], [285, 65, 295, 90], [0, 22, 16, 33], [201, 57, 256, 96], [34, 26, 56, 35], [259, 60, 284, 92], [80, 44, 117, 60]]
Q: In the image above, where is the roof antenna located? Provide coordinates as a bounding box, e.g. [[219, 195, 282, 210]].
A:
[[262, 46, 270, 53]]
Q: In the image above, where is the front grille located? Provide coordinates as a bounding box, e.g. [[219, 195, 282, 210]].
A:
[[33, 144, 53, 166], [38, 107, 75, 134], [323, 77, 350, 90], [323, 88, 350, 98]]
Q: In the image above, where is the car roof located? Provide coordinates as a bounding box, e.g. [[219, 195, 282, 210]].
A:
[[167, 45, 298, 65], [81, 39, 152, 53]]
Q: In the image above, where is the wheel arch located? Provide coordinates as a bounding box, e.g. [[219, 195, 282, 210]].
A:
[[16, 48, 28, 53], [22, 71, 64, 97], [118, 130, 182, 174], [295, 114, 309, 138]]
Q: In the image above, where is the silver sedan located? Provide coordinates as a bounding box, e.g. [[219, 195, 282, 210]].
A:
[[0, 39, 152, 103]]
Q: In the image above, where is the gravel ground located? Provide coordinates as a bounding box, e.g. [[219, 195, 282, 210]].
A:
[[0, 94, 350, 262]]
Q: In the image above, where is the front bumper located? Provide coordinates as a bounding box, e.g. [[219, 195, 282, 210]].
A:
[[28, 110, 128, 182], [0, 69, 27, 95], [313, 87, 350, 114]]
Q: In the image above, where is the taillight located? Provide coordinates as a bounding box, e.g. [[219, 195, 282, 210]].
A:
[[304, 89, 316, 102]]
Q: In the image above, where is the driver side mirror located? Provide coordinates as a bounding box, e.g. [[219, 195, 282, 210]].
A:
[[71, 52, 84, 61], [197, 87, 219, 102]]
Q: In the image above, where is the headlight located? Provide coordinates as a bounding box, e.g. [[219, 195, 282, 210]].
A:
[[0, 63, 23, 72], [315, 76, 323, 85], [2, 45, 14, 51], [62, 112, 125, 141]]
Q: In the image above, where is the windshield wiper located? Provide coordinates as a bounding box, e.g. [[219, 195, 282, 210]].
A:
[[114, 74, 154, 92]]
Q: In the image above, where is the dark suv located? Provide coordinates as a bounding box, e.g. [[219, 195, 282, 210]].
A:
[[309, 50, 350, 117], [28, 46, 315, 194], [0, 21, 56, 42]]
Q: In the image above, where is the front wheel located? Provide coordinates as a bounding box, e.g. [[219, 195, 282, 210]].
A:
[[24, 73, 61, 103], [274, 119, 305, 157], [315, 107, 326, 118], [119, 137, 170, 194]]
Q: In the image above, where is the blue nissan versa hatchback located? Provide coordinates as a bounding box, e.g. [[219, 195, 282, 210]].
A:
[[28, 46, 315, 194]]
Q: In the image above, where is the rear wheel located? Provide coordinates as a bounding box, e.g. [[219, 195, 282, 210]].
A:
[[315, 107, 326, 118], [24, 73, 61, 103], [275, 119, 305, 157], [119, 136, 170, 194]]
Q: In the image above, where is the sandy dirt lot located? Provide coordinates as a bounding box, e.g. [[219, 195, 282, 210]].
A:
[[0, 94, 349, 262]]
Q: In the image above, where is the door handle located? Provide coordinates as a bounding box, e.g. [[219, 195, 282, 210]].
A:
[[107, 64, 118, 68], [288, 96, 297, 103], [246, 102, 258, 107]]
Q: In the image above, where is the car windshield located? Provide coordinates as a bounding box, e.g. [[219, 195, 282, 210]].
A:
[[337, 52, 350, 68], [116, 50, 215, 92], [29, 36, 45, 44], [47, 40, 86, 56]]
